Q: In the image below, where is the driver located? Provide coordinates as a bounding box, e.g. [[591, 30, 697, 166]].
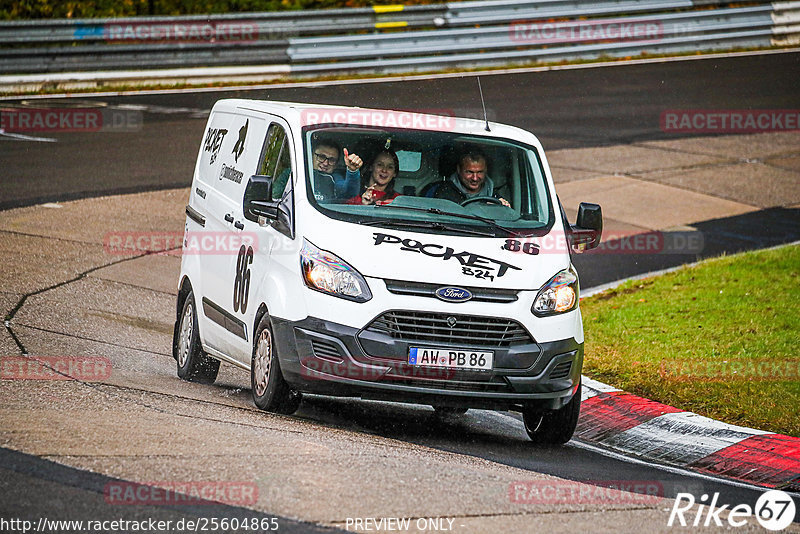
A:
[[430, 149, 510, 207]]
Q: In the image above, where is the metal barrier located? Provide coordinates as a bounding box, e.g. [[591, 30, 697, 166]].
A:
[[0, 0, 798, 77], [287, 6, 776, 63], [0, 5, 447, 44], [443, 0, 695, 26], [773, 1, 800, 45]]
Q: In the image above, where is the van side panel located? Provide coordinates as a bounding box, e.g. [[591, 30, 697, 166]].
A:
[[194, 110, 270, 360]]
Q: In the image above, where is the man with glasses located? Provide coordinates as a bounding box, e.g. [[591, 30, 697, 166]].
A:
[[312, 139, 362, 201]]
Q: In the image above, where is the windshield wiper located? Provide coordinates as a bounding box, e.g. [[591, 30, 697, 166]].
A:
[[356, 218, 495, 237], [373, 204, 526, 237]]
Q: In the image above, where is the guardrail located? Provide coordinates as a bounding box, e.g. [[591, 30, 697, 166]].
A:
[[0, 5, 447, 44], [443, 0, 696, 26], [773, 1, 800, 45], [287, 5, 778, 71], [0, 0, 798, 79]]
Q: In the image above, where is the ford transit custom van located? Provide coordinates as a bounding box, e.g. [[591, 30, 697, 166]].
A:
[[173, 100, 602, 444]]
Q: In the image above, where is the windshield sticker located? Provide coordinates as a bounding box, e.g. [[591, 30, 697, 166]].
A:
[[372, 232, 521, 281], [204, 127, 227, 164]]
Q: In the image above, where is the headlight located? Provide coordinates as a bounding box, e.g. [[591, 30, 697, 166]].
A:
[[532, 266, 579, 316], [300, 239, 372, 302]]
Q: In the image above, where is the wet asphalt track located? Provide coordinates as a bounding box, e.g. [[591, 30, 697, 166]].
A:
[[2, 52, 799, 211], [2, 52, 799, 288], [3, 398, 796, 531]]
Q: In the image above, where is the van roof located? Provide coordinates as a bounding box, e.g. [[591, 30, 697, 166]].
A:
[[212, 98, 543, 149]]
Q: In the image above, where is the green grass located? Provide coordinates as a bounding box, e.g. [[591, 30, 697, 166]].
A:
[[580, 243, 800, 437]]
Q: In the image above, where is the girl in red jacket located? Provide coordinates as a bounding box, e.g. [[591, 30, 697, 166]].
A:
[[347, 149, 400, 205]]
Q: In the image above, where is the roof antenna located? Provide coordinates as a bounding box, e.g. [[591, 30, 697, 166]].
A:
[[476, 76, 491, 132]]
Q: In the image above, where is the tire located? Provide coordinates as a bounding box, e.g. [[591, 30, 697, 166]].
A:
[[175, 292, 220, 384], [432, 405, 468, 416], [522, 383, 581, 445], [251, 312, 301, 414]]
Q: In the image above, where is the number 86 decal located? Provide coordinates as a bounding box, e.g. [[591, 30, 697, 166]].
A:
[[233, 245, 253, 313]]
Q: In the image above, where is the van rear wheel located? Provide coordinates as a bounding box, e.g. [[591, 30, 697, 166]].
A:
[[175, 292, 220, 384], [522, 383, 581, 445], [251, 313, 301, 414]]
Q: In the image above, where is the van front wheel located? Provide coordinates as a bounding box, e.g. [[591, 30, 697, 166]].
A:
[[251, 313, 301, 414], [522, 383, 581, 445]]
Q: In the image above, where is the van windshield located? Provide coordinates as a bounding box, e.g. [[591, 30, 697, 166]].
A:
[[303, 125, 554, 237]]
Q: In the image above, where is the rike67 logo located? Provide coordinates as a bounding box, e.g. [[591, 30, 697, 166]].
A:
[[668, 490, 796, 531]]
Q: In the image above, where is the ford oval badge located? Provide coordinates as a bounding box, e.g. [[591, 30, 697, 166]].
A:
[[435, 287, 473, 303]]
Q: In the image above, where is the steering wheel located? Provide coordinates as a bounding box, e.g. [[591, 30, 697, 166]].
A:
[[460, 196, 504, 206]]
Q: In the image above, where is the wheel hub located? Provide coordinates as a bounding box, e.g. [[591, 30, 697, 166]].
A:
[[254, 329, 272, 396], [177, 303, 193, 367]]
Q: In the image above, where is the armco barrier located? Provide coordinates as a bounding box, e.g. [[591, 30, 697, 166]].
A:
[[0, 0, 798, 79], [773, 1, 800, 45], [443, 0, 695, 26], [0, 5, 447, 44], [287, 6, 776, 63]]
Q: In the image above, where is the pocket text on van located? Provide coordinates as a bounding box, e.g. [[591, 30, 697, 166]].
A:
[[203, 127, 228, 164], [372, 232, 521, 278]]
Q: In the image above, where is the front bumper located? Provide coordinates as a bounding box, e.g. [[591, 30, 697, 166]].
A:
[[272, 315, 583, 411]]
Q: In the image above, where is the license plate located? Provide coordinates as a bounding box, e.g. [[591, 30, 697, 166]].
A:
[[408, 347, 493, 371]]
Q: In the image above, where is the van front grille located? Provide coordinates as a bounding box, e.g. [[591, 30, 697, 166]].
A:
[[364, 311, 533, 347], [384, 280, 518, 303]]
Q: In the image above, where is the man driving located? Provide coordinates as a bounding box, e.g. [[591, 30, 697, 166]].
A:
[[429, 149, 509, 206]]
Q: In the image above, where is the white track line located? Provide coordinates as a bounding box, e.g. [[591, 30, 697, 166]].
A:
[[0, 130, 57, 142], [582, 239, 800, 298]]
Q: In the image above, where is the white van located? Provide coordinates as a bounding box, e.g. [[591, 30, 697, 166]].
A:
[[172, 99, 602, 444]]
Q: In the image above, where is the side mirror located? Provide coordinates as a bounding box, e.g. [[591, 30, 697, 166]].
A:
[[243, 174, 294, 239], [243, 175, 277, 223], [571, 202, 602, 250]]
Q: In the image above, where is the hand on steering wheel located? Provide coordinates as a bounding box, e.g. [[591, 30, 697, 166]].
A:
[[460, 196, 507, 207]]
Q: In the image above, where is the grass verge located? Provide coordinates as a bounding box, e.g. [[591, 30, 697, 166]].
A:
[[580, 243, 800, 437]]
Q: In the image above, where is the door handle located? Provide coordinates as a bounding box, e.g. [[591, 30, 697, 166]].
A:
[[234, 221, 244, 230], [224, 213, 234, 223]]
